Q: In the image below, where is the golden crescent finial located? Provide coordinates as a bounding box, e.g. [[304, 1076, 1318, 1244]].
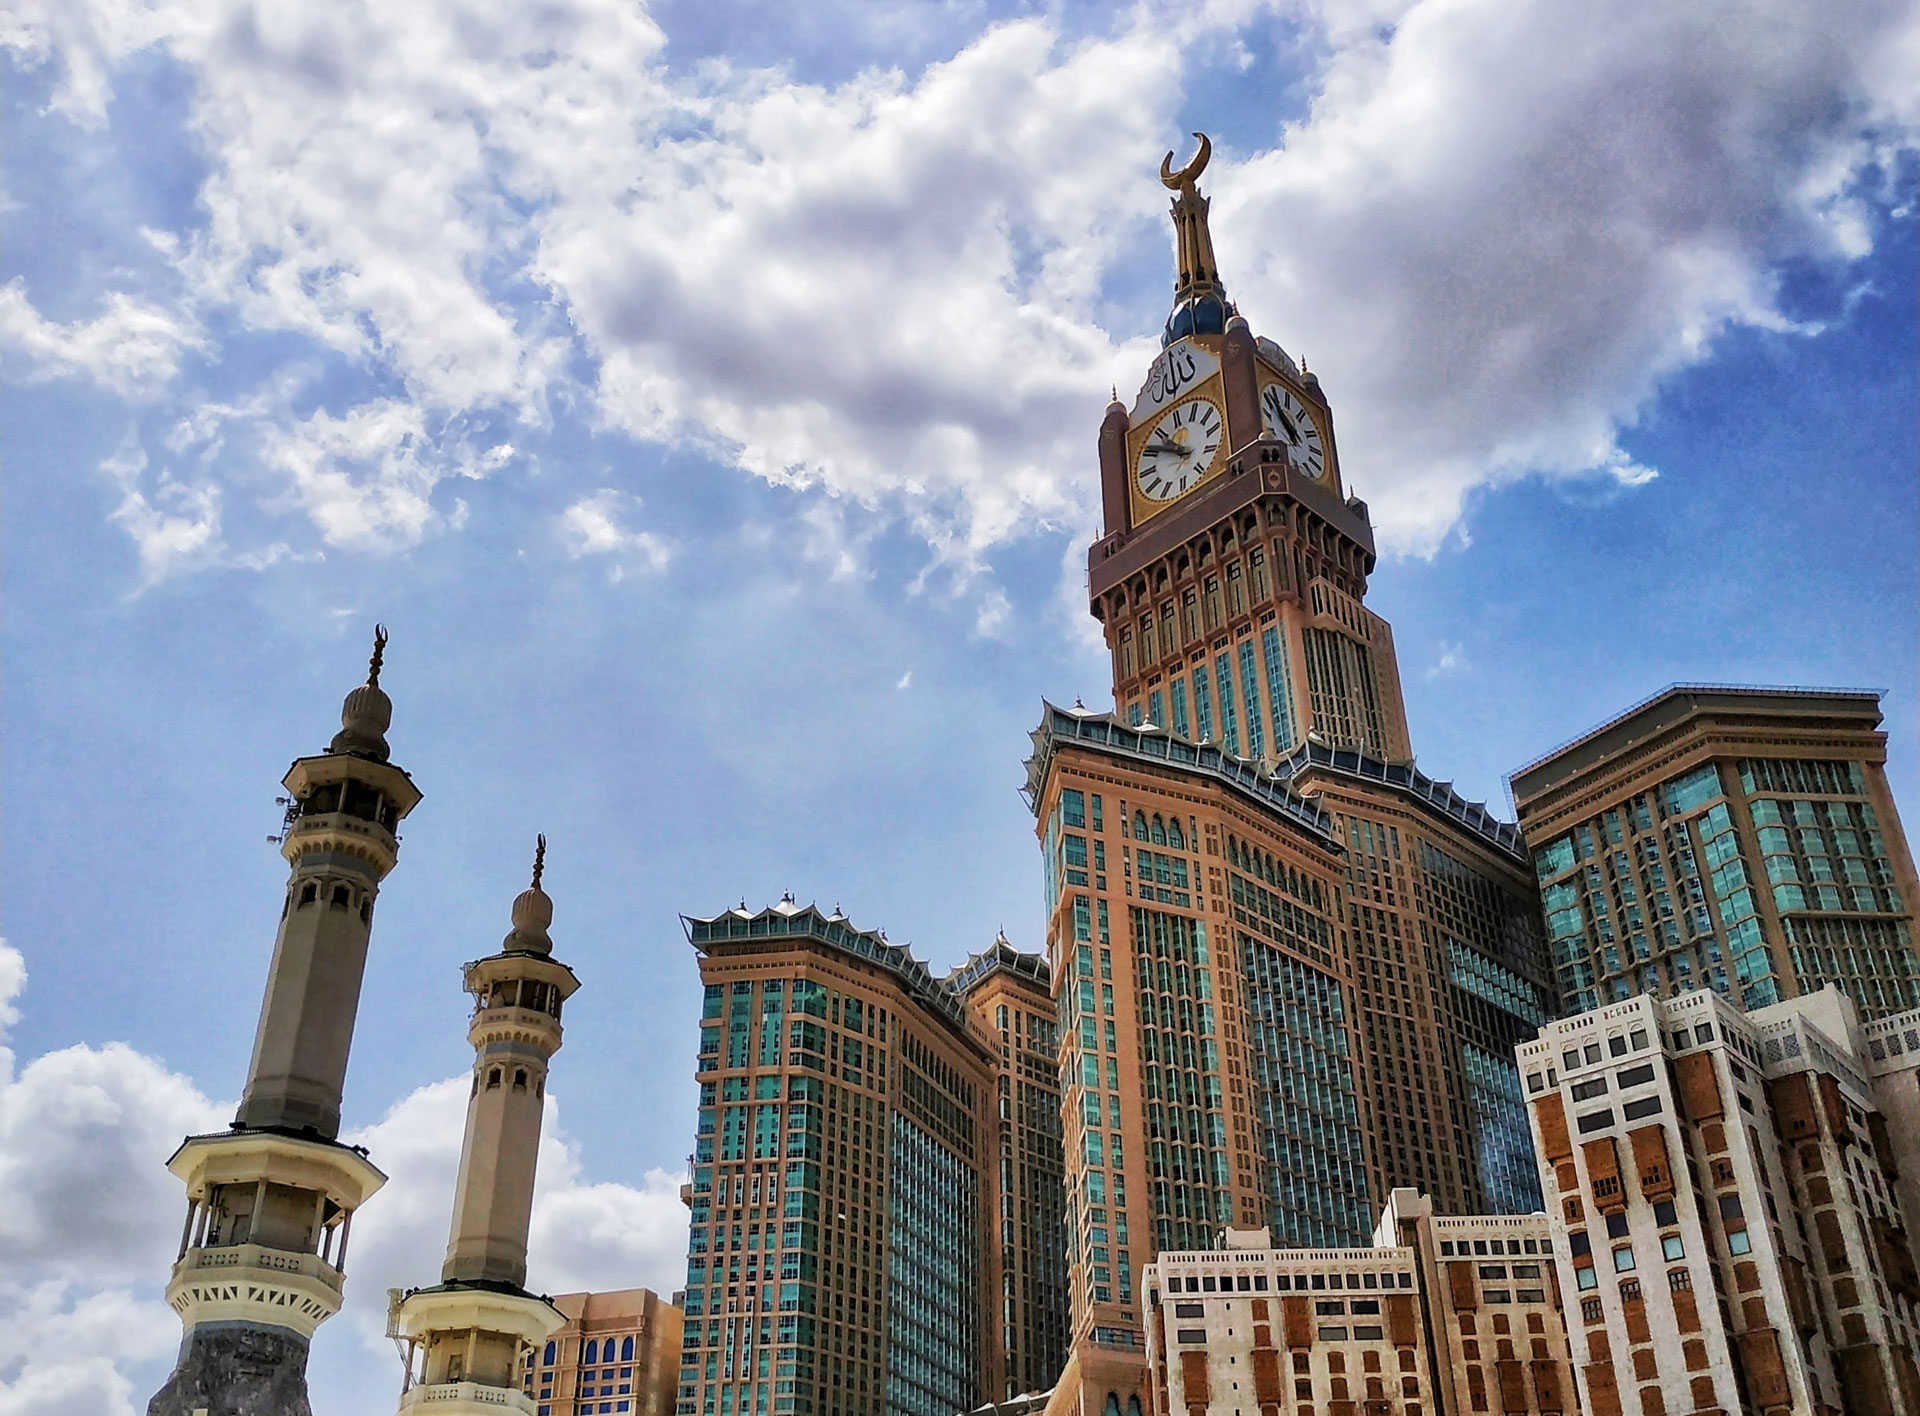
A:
[[368, 624, 388, 687], [532, 833, 547, 890], [1160, 132, 1212, 191]]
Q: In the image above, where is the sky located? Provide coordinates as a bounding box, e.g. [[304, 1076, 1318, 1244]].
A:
[[1, 0, 1916, 1411]]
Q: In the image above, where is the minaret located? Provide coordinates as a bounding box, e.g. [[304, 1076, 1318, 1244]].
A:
[[389, 838, 578, 1412], [149, 628, 422, 1416]]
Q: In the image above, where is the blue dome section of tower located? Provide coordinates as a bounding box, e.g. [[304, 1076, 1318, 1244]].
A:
[[1163, 293, 1231, 346]]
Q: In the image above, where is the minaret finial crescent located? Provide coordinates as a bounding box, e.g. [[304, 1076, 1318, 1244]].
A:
[[531, 833, 547, 890], [368, 624, 388, 687], [1160, 132, 1212, 191]]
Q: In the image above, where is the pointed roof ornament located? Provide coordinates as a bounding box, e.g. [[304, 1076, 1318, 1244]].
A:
[[1160, 133, 1228, 343], [504, 833, 554, 954], [331, 622, 394, 761]]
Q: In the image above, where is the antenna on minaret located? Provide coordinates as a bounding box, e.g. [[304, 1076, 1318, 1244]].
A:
[[368, 624, 388, 687], [531, 834, 547, 890]]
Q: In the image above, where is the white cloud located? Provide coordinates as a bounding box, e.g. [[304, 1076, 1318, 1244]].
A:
[[5, 0, 1917, 577], [895, 670, 914, 691], [558, 489, 673, 579], [0, 938, 688, 1415], [1215, 0, 1920, 550], [1427, 641, 1465, 679], [0, 279, 201, 397]]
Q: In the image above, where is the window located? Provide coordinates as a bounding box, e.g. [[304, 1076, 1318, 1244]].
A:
[[1613, 1245, 1637, 1272], [1623, 1097, 1662, 1121], [1652, 1200, 1677, 1227], [1568, 1233, 1591, 1258], [1576, 1109, 1615, 1134], [1727, 1229, 1752, 1256], [1668, 1268, 1693, 1292], [1661, 1235, 1685, 1261], [1176, 1329, 1206, 1344], [1717, 1195, 1743, 1220], [1571, 1078, 1607, 1101], [1617, 1063, 1656, 1087], [1575, 1267, 1598, 1291], [1606, 1213, 1629, 1239]]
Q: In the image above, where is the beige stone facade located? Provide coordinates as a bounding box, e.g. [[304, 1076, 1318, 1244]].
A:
[[520, 1288, 683, 1416], [1510, 685, 1920, 1020], [1138, 1192, 1578, 1416], [149, 632, 418, 1416], [1520, 987, 1920, 1416], [390, 849, 580, 1414]]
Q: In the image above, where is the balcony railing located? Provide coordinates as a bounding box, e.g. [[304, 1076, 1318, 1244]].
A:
[[398, 1381, 536, 1412]]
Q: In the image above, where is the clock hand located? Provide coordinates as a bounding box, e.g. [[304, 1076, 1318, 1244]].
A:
[[1275, 410, 1300, 443], [1145, 439, 1193, 457]]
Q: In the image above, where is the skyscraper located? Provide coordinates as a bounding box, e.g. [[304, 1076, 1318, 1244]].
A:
[[950, 935, 1071, 1401], [676, 898, 997, 1416], [149, 629, 421, 1416], [1025, 138, 1555, 1415], [1510, 685, 1920, 1019], [389, 838, 581, 1413]]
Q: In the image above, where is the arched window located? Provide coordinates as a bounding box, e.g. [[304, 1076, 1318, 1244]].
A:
[[1133, 811, 1149, 841], [299, 882, 318, 906], [621, 1336, 635, 1361], [1129, 1399, 1143, 1416], [486, 1068, 502, 1089], [543, 1341, 556, 1367], [1167, 819, 1186, 851], [1150, 815, 1167, 846], [329, 884, 351, 909], [512, 1069, 528, 1090], [1103, 1396, 1122, 1416], [585, 1338, 599, 1364]]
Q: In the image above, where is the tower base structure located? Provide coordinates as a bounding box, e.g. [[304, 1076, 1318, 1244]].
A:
[[389, 1283, 564, 1415], [146, 1323, 316, 1416], [149, 1130, 386, 1416]]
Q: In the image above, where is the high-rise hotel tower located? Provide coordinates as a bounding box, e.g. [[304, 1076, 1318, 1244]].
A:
[[1025, 139, 1556, 1414]]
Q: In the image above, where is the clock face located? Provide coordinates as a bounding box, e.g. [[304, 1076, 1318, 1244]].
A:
[[1261, 382, 1327, 480], [1134, 398, 1224, 503]]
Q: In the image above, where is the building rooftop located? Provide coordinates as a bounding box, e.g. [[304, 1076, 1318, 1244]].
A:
[[946, 932, 1051, 994], [683, 896, 973, 1035], [1022, 701, 1339, 847], [1508, 683, 1883, 807], [1273, 737, 1524, 861]]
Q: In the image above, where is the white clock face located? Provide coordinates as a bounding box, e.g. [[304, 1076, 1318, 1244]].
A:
[[1261, 383, 1326, 480], [1134, 398, 1223, 502]]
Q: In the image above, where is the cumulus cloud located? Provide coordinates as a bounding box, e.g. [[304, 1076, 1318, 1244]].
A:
[[0, 280, 201, 396], [4, 0, 1916, 578], [1216, 0, 1920, 548], [558, 489, 674, 579], [0, 941, 687, 1413]]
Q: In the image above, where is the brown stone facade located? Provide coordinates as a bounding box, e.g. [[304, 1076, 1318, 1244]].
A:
[[1510, 686, 1920, 1020], [952, 939, 1073, 1401], [523, 1289, 682, 1416], [678, 901, 999, 1416]]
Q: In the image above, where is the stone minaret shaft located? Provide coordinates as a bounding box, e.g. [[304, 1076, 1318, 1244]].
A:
[[237, 627, 422, 1137], [150, 629, 420, 1416], [390, 842, 577, 1411], [445, 837, 578, 1286]]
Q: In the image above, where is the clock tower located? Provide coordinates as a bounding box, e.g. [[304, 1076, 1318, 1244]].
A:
[[1092, 135, 1411, 762]]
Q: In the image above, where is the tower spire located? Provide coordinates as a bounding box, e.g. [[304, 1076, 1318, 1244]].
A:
[[389, 846, 579, 1411], [149, 627, 422, 1416], [1160, 133, 1230, 343]]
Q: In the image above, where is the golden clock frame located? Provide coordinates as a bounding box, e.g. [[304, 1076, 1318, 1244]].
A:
[[1124, 374, 1229, 526], [1255, 370, 1335, 487]]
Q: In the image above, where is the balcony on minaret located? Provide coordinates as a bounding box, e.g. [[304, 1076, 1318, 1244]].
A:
[[162, 1128, 386, 1343]]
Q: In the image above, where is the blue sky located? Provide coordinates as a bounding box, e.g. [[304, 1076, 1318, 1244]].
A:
[[2, 1, 1916, 1411]]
